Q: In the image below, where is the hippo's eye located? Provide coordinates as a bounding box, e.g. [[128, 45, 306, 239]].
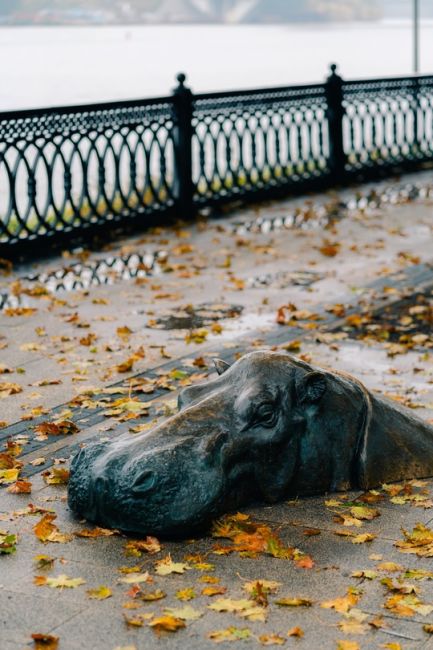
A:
[[255, 403, 277, 427]]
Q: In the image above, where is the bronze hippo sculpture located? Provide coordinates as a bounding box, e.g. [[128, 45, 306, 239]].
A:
[[68, 351, 433, 537]]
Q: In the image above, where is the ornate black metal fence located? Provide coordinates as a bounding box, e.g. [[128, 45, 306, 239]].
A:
[[1, 65, 432, 256]]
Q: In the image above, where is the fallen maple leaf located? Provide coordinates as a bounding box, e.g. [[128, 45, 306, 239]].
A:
[[35, 421, 79, 436], [0, 381, 23, 399], [155, 554, 191, 575], [33, 513, 72, 544], [0, 468, 20, 484], [0, 530, 17, 554], [42, 468, 70, 485], [124, 613, 153, 627], [148, 615, 186, 634], [395, 523, 433, 556], [87, 585, 112, 600], [176, 588, 195, 601], [287, 626, 304, 638], [318, 239, 341, 257], [124, 536, 161, 555], [7, 479, 32, 493], [75, 527, 117, 538], [321, 590, 359, 613], [352, 533, 377, 544], [336, 642, 360, 650], [118, 572, 151, 584], [31, 633, 59, 650], [35, 574, 86, 589], [163, 606, 203, 621], [275, 597, 312, 607], [202, 586, 227, 597], [258, 633, 285, 646], [33, 554, 55, 569], [136, 589, 166, 602], [384, 593, 433, 617], [208, 627, 251, 643], [350, 505, 380, 520]]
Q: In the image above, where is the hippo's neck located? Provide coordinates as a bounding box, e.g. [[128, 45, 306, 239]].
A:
[[357, 391, 433, 489], [289, 371, 369, 496]]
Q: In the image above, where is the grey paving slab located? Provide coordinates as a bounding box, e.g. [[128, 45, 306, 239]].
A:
[[0, 588, 84, 646]]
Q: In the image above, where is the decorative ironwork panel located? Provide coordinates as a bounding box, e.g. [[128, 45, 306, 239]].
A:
[[192, 85, 330, 204], [417, 77, 433, 159], [342, 76, 433, 171], [0, 99, 175, 244]]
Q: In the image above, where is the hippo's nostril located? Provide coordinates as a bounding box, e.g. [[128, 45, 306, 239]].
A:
[[131, 470, 156, 495]]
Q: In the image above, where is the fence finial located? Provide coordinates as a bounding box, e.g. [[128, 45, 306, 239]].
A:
[[176, 72, 187, 89]]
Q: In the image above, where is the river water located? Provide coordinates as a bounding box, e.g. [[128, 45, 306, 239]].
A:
[[2, 20, 433, 111]]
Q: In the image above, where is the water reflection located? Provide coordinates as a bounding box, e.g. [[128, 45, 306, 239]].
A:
[[0, 251, 168, 310], [1, 180, 432, 312]]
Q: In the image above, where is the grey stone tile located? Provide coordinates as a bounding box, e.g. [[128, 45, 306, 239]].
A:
[[0, 588, 83, 644]]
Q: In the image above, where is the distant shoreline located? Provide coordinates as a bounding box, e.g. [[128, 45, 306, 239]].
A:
[[0, 18, 429, 28]]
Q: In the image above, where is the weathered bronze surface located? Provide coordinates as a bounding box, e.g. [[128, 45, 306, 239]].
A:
[[68, 351, 433, 537]]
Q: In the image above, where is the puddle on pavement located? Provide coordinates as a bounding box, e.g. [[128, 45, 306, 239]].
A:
[[233, 181, 433, 235], [144, 302, 275, 341], [344, 290, 433, 348], [213, 311, 277, 340], [147, 303, 244, 330], [0, 251, 168, 311], [247, 269, 324, 289], [2, 179, 432, 313]]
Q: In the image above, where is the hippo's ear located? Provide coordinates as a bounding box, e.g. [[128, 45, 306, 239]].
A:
[[213, 358, 230, 375], [296, 371, 326, 405]]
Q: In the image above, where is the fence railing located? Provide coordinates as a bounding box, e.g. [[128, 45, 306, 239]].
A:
[[1, 64, 432, 256]]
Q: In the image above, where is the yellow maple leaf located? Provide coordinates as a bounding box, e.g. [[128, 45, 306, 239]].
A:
[[175, 588, 195, 601], [87, 585, 112, 600], [35, 574, 85, 589], [148, 615, 186, 634], [208, 627, 251, 643], [155, 554, 191, 576], [33, 514, 71, 544], [275, 597, 312, 607], [163, 606, 203, 621]]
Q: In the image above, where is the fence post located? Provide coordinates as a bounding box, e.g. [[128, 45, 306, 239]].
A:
[[325, 63, 346, 183], [172, 72, 194, 219]]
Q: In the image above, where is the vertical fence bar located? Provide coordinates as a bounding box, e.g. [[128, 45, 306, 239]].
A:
[[325, 63, 346, 183], [412, 76, 420, 156], [172, 73, 194, 218]]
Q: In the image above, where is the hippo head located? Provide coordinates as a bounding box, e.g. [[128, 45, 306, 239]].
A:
[[68, 351, 328, 537]]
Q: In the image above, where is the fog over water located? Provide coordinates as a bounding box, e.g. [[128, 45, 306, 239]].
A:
[[2, 20, 433, 110]]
